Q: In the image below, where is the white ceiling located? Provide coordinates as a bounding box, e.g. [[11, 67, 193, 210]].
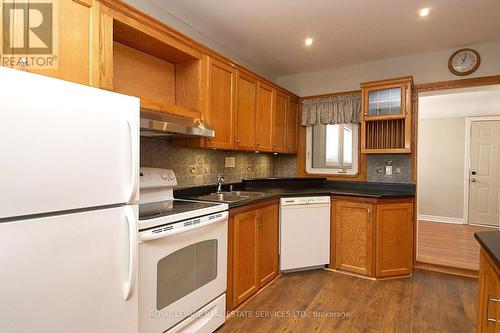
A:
[[419, 85, 500, 119], [143, 0, 500, 78]]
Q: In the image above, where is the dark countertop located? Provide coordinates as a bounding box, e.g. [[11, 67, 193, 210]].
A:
[[175, 178, 415, 209], [474, 231, 500, 268]]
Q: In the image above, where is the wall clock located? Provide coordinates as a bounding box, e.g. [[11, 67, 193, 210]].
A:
[[448, 48, 481, 76]]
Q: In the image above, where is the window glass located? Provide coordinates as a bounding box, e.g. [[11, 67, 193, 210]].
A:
[[156, 240, 218, 310], [307, 123, 358, 175]]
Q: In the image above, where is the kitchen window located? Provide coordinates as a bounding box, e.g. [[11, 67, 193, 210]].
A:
[[306, 124, 359, 175]]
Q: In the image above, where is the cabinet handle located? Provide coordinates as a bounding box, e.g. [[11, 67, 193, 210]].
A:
[[487, 295, 500, 324], [256, 143, 260, 146], [236, 139, 240, 144], [257, 224, 263, 227]]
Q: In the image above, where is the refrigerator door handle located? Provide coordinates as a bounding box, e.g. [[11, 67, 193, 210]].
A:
[[127, 119, 139, 203], [123, 206, 138, 301]]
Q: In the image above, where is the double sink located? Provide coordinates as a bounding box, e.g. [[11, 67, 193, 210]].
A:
[[195, 191, 268, 204]]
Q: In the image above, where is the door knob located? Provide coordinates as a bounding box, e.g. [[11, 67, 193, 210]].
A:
[[471, 178, 477, 182]]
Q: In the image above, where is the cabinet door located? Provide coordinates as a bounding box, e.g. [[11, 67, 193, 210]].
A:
[[255, 82, 274, 151], [235, 71, 257, 150], [232, 209, 259, 307], [334, 200, 374, 276], [27, 0, 93, 85], [477, 250, 500, 333], [206, 57, 235, 149], [375, 203, 413, 277], [364, 84, 405, 119], [258, 204, 279, 287], [286, 96, 299, 153], [272, 90, 288, 152]]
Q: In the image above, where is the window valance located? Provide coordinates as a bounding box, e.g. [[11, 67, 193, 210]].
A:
[[301, 94, 361, 126]]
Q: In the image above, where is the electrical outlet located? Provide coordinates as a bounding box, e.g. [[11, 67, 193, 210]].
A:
[[395, 168, 401, 174], [225, 157, 235, 168], [385, 165, 393, 176]]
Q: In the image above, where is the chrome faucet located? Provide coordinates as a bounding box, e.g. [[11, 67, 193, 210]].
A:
[[216, 174, 225, 194]]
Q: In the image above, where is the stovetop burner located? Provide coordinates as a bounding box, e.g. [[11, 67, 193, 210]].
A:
[[139, 199, 223, 221]]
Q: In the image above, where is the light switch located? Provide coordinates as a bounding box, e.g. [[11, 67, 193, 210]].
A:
[[385, 165, 393, 175], [225, 157, 236, 168]]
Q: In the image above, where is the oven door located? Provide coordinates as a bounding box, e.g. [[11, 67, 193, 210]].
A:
[[139, 211, 227, 332]]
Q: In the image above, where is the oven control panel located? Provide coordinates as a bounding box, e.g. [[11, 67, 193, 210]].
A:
[[140, 167, 177, 188]]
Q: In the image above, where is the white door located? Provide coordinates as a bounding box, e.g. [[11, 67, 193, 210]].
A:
[[0, 205, 138, 333], [468, 121, 500, 227], [0, 67, 139, 219]]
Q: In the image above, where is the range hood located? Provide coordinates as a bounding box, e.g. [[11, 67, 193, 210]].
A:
[[140, 109, 215, 138]]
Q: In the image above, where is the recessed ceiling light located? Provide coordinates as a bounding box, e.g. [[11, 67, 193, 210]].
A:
[[419, 8, 430, 17], [304, 38, 313, 46]]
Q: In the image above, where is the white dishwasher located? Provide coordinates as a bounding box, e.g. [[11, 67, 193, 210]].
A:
[[280, 196, 331, 272]]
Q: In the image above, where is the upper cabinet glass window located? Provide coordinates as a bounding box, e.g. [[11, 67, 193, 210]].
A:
[[367, 87, 402, 117]]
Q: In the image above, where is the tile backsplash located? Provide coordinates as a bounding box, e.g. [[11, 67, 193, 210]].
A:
[[367, 154, 412, 183], [141, 138, 297, 187]]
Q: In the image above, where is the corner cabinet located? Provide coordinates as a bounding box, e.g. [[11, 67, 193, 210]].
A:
[[227, 200, 279, 310], [331, 196, 414, 278], [361, 76, 413, 154]]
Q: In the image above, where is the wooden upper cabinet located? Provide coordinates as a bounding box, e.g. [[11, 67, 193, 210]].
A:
[[286, 96, 299, 153], [255, 82, 274, 151], [272, 90, 288, 152], [110, 16, 204, 119], [375, 202, 413, 278], [361, 76, 413, 154], [258, 204, 279, 286], [206, 57, 235, 149], [232, 209, 259, 308], [235, 71, 257, 150], [5, 0, 94, 85], [332, 199, 374, 276]]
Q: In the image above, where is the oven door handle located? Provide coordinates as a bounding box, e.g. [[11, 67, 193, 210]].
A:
[[140, 211, 228, 242]]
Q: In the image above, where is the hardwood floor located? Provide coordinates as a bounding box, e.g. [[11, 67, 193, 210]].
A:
[[218, 269, 477, 333], [417, 220, 493, 270]]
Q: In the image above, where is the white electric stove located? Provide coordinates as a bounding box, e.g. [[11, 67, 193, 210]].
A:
[[138, 167, 228, 333]]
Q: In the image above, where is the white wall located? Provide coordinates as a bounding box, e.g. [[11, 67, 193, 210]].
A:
[[418, 117, 466, 220], [123, 0, 277, 82], [277, 41, 500, 96]]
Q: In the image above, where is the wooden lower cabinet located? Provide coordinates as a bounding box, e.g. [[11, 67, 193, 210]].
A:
[[477, 249, 500, 333], [332, 200, 374, 276], [331, 196, 414, 278], [228, 200, 279, 310], [375, 202, 413, 277]]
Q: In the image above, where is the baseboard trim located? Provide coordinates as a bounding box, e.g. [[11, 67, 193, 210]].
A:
[[418, 214, 465, 224], [414, 262, 478, 279]]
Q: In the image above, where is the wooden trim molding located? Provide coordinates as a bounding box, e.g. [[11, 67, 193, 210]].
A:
[[414, 74, 500, 93], [300, 89, 361, 100], [414, 262, 478, 279], [73, 0, 93, 8]]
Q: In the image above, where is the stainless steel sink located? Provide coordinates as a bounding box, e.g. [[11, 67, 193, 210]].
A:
[[195, 191, 267, 203]]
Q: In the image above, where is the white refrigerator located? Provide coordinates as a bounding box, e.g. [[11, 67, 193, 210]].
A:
[[0, 68, 140, 333]]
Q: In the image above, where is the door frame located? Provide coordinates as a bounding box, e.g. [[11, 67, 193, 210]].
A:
[[413, 75, 500, 274], [464, 116, 500, 226]]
